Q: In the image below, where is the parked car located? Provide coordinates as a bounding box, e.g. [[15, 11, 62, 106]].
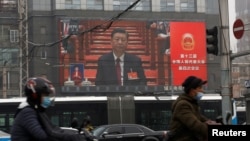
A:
[[60, 127, 79, 133], [89, 124, 168, 141]]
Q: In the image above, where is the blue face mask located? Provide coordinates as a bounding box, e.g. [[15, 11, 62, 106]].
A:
[[41, 96, 51, 108], [195, 92, 204, 101]]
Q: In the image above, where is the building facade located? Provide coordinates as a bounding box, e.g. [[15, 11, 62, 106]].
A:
[[232, 0, 250, 100], [0, 0, 221, 97]]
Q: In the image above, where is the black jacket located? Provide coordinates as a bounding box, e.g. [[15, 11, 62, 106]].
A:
[[11, 104, 49, 141], [11, 102, 86, 141]]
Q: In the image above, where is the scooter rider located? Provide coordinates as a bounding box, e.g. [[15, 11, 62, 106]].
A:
[[11, 77, 87, 141]]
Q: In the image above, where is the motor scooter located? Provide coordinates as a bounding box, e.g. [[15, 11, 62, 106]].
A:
[[215, 112, 232, 125]]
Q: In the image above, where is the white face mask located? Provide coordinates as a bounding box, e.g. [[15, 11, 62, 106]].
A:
[[194, 92, 204, 101]]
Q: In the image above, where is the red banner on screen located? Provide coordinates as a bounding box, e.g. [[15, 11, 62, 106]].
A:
[[170, 22, 207, 85]]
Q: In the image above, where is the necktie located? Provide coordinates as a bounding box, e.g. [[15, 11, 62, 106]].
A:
[[116, 58, 121, 85]]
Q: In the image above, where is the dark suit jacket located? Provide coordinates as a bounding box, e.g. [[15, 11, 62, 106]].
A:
[[95, 52, 147, 86]]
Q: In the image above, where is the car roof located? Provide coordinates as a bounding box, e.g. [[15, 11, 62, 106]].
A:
[[98, 124, 145, 127], [94, 124, 153, 131]]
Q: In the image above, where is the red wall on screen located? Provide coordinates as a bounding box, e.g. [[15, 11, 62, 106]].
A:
[[170, 22, 207, 85]]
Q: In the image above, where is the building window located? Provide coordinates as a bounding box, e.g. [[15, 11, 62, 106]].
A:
[[10, 30, 19, 43], [33, 0, 51, 11], [0, 0, 17, 12], [41, 50, 47, 59], [0, 48, 19, 66], [232, 67, 240, 73], [113, 0, 150, 11], [0, 25, 10, 43], [40, 26, 46, 35], [0, 70, 17, 91], [206, 0, 219, 14], [9, 71, 19, 90], [87, 0, 103, 10], [65, 0, 81, 9], [180, 0, 195, 12], [113, 0, 121, 10], [160, 0, 175, 12]]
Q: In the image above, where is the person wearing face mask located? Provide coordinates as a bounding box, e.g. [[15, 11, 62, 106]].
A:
[[167, 76, 220, 141], [11, 77, 86, 141]]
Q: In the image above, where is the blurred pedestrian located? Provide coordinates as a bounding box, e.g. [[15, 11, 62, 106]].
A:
[[168, 76, 220, 141], [71, 117, 79, 129], [79, 115, 93, 133]]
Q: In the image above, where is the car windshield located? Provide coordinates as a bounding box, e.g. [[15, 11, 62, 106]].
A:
[[91, 126, 106, 136]]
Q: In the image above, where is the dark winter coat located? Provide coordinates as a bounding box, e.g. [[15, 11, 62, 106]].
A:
[[10, 103, 49, 141], [168, 94, 208, 141], [11, 101, 86, 141]]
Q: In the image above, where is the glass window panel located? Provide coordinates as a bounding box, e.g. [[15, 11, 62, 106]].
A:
[[0, 114, 6, 126], [0, 0, 17, 11], [125, 126, 142, 133], [113, 5, 120, 10], [10, 30, 19, 43], [131, 0, 150, 11], [41, 50, 47, 59], [73, 0, 81, 4], [113, 1, 120, 5], [65, 0, 81, 9], [32, 0, 51, 11], [181, 3, 188, 8], [180, 0, 195, 12], [51, 115, 60, 126], [160, 0, 175, 12], [9, 71, 19, 89], [106, 127, 122, 134], [0, 25, 10, 42], [33, 4, 39, 10], [11, 50, 18, 65], [33, 0, 40, 4], [0, 48, 19, 66], [86, 0, 103, 10], [40, 26, 46, 35], [65, 0, 72, 4], [206, 0, 219, 14], [9, 114, 14, 126], [113, 0, 150, 11], [62, 112, 72, 127]]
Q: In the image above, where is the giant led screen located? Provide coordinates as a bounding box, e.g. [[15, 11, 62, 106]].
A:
[[58, 19, 207, 89]]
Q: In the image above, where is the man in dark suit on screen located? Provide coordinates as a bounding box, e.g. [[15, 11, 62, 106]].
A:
[[95, 28, 147, 86]]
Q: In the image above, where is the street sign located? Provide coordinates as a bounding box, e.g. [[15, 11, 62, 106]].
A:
[[233, 19, 244, 39]]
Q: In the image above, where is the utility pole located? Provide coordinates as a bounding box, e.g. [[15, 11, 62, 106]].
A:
[[18, 0, 29, 97], [2, 62, 7, 98], [218, 0, 232, 124]]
